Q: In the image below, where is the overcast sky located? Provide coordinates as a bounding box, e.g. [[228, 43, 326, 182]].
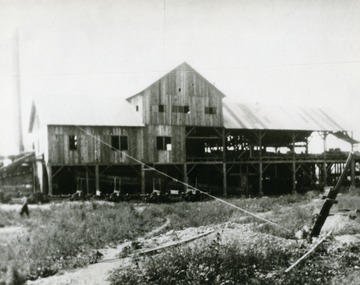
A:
[[0, 0, 359, 155]]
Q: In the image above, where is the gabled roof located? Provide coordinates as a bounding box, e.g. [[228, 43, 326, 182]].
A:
[[29, 96, 143, 132], [126, 62, 226, 100], [223, 99, 352, 132]]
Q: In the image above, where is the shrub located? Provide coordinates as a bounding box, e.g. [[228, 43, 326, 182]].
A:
[[0, 191, 11, 203]]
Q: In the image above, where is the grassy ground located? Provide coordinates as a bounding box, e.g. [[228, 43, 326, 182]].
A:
[[1, 191, 359, 284], [109, 234, 360, 285], [0, 202, 164, 284], [108, 193, 360, 285]]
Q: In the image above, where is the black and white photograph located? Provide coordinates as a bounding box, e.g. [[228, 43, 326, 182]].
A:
[[0, 0, 360, 284]]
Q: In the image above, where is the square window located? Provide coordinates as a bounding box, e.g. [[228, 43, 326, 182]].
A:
[[205, 107, 217, 115], [157, 136, 171, 150], [159, 105, 165, 112], [120, 136, 128, 150], [111, 136, 128, 151], [172, 105, 190, 113], [69, 135, 78, 150], [111, 136, 120, 150]]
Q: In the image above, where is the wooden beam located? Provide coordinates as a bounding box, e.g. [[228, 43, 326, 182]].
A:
[[138, 230, 215, 256], [285, 230, 333, 273], [292, 161, 296, 194], [32, 161, 37, 192], [259, 162, 263, 196], [186, 136, 220, 140], [258, 130, 263, 196], [183, 163, 188, 192], [47, 164, 53, 195], [95, 164, 100, 192], [311, 153, 353, 237], [86, 167, 89, 194], [223, 163, 227, 196], [141, 164, 145, 195], [322, 131, 328, 186], [52, 166, 64, 178]]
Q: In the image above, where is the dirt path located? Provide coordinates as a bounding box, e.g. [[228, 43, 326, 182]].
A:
[[25, 218, 175, 285], [25, 219, 299, 285]]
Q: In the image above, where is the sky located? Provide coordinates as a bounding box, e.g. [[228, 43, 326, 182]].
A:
[[0, 0, 359, 155]]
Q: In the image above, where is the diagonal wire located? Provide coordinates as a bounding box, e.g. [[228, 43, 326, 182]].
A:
[[76, 125, 292, 233]]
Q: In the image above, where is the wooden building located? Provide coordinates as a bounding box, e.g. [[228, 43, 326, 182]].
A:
[[25, 62, 359, 196]]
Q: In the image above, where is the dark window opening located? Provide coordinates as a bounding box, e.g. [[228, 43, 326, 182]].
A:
[[157, 136, 172, 150], [69, 135, 78, 150], [136, 105, 139, 112], [159, 104, 165, 112], [111, 136, 120, 150], [120, 136, 128, 150], [205, 107, 217, 115], [111, 135, 128, 151], [172, 105, 190, 113], [178, 88, 181, 92]]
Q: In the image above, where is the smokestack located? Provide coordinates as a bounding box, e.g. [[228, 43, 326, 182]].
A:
[[14, 29, 24, 153]]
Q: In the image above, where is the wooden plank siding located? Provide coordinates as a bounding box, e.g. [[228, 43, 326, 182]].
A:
[[143, 125, 185, 163], [127, 62, 224, 127], [47, 126, 144, 165]]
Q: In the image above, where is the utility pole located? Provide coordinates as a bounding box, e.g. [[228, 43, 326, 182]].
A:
[[14, 29, 24, 153]]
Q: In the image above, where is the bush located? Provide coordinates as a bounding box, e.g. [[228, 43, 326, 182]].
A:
[[0, 191, 11, 203]]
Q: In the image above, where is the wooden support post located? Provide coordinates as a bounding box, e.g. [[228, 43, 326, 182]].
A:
[[258, 131, 264, 196], [351, 159, 356, 190], [95, 164, 100, 192], [322, 132, 328, 186], [291, 131, 297, 194], [222, 128, 227, 196], [32, 161, 37, 192], [141, 164, 145, 195], [183, 163, 188, 192], [86, 167, 89, 194], [259, 162, 263, 196], [47, 164, 53, 196], [292, 161, 296, 194], [223, 163, 227, 196], [351, 134, 355, 189], [311, 153, 353, 237]]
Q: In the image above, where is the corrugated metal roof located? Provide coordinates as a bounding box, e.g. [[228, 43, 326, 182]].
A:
[[223, 99, 351, 132], [31, 96, 144, 128]]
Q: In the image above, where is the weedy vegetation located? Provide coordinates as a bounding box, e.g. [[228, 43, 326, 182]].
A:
[[1, 192, 360, 285], [0, 202, 164, 283], [109, 234, 360, 285]]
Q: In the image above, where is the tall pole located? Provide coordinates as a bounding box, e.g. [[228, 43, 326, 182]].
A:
[[15, 29, 24, 153]]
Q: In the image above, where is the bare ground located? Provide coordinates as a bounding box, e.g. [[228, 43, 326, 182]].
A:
[[1, 198, 359, 285], [23, 219, 300, 285]]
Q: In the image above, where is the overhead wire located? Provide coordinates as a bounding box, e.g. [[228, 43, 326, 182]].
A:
[[76, 125, 292, 233], [2, 59, 360, 78]]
